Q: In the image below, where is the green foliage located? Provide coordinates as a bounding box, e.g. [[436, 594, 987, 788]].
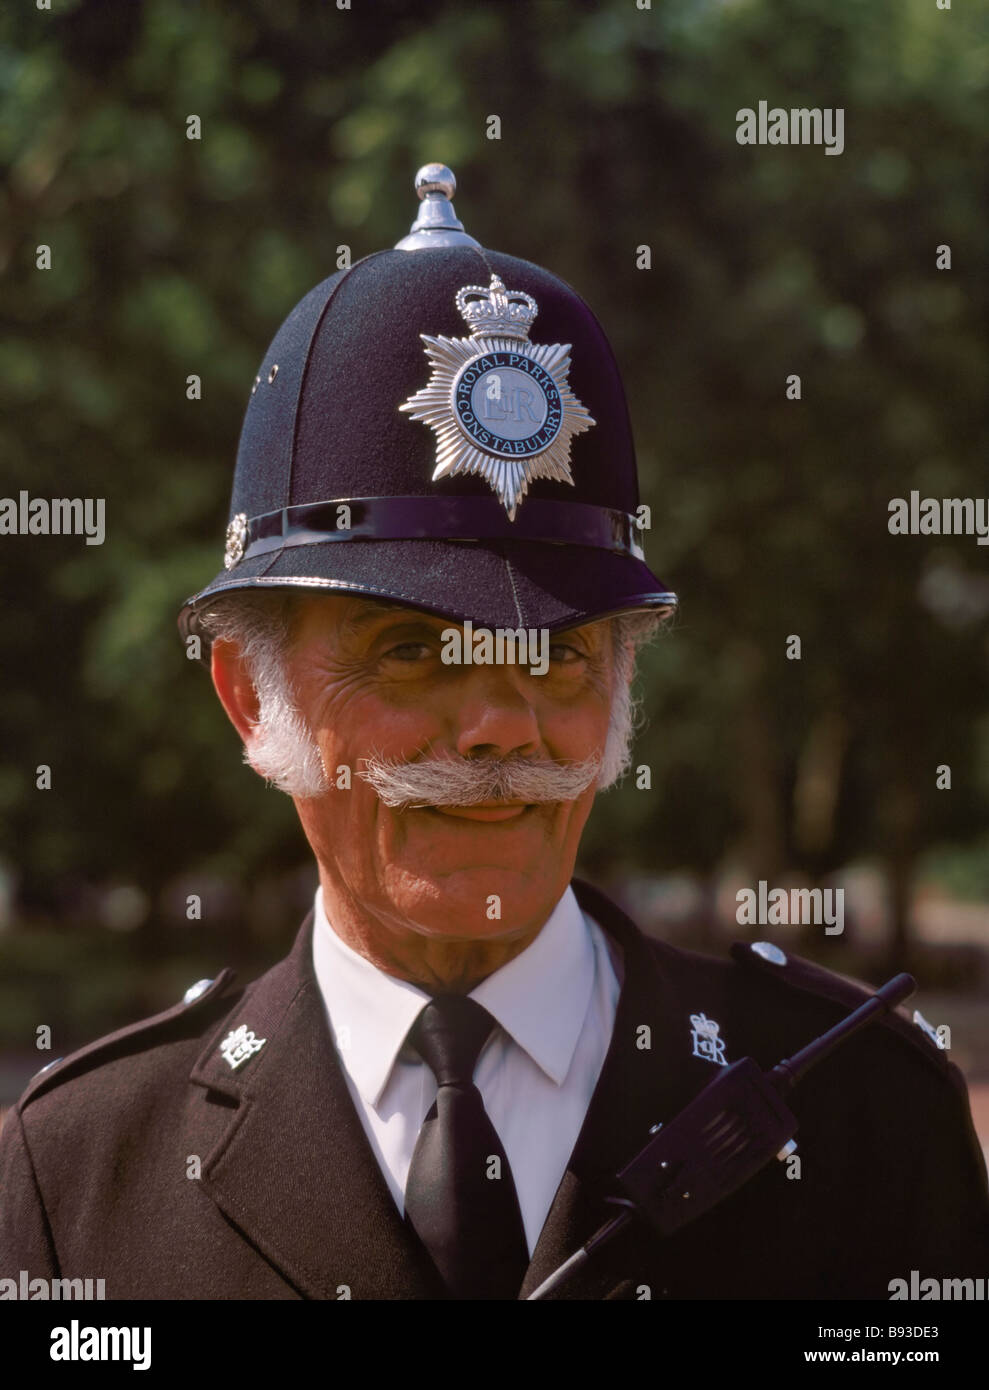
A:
[[0, 0, 986, 952]]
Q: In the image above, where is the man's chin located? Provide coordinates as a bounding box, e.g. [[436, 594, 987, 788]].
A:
[[378, 861, 565, 943]]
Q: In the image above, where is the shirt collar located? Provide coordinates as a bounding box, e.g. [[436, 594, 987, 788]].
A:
[[311, 884, 597, 1106], [470, 887, 596, 1088], [312, 890, 429, 1109]]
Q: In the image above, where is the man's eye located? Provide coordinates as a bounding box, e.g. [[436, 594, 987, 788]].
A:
[[548, 644, 583, 663], [384, 642, 433, 662]]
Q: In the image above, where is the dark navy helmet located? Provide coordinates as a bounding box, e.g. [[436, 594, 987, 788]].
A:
[[178, 165, 677, 648]]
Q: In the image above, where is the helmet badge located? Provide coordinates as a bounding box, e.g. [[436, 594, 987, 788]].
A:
[[400, 274, 595, 521]]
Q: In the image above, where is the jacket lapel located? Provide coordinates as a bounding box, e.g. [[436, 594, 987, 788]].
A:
[[519, 879, 715, 1299], [188, 913, 443, 1300]]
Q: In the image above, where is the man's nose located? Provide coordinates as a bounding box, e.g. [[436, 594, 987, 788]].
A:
[[452, 667, 542, 761]]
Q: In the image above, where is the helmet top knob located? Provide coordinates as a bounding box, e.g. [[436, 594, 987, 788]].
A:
[[395, 163, 481, 251]]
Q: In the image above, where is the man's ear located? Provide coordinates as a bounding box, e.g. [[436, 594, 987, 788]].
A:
[[211, 639, 261, 742]]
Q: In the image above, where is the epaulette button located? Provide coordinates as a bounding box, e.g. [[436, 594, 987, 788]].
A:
[[183, 978, 214, 1005], [751, 942, 787, 966]]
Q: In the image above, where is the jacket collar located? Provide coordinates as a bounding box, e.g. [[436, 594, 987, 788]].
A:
[[189, 913, 443, 1299]]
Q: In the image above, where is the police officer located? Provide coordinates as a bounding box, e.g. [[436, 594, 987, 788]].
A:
[[1, 167, 987, 1300]]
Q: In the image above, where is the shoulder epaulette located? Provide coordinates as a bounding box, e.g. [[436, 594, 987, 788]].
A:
[[18, 968, 240, 1109], [730, 940, 955, 1073]]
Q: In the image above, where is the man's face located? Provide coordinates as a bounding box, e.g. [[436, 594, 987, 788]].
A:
[[284, 595, 617, 947]]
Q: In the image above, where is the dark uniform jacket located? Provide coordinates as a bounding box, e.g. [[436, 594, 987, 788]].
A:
[[1, 879, 987, 1299]]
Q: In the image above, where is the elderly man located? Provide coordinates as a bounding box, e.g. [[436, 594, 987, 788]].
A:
[[1, 168, 987, 1302]]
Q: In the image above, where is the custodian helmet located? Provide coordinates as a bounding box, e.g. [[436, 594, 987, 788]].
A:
[[178, 165, 676, 647]]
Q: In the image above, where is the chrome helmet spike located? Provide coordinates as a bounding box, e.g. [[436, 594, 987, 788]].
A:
[[395, 164, 481, 251]]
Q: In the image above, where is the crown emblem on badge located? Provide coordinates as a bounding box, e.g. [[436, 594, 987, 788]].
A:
[[400, 274, 595, 520], [454, 279, 538, 339]]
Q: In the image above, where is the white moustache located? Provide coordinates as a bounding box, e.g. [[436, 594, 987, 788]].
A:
[[357, 751, 602, 809]]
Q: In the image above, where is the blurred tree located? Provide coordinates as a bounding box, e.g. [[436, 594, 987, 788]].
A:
[[0, 0, 985, 979]]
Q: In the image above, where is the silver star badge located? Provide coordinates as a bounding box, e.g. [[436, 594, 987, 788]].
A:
[[400, 275, 595, 520]]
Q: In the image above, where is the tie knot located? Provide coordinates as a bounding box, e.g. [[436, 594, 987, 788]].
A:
[[408, 995, 496, 1088]]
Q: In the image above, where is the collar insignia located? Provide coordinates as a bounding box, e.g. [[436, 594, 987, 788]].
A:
[[219, 1024, 267, 1070], [689, 1012, 728, 1067], [400, 275, 595, 520]]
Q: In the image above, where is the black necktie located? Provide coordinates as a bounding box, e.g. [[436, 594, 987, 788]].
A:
[[403, 995, 529, 1300]]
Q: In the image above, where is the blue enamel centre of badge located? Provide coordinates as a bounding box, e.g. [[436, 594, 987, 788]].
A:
[[454, 352, 563, 458]]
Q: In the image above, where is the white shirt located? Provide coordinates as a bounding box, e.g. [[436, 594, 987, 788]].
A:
[[311, 885, 622, 1256]]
